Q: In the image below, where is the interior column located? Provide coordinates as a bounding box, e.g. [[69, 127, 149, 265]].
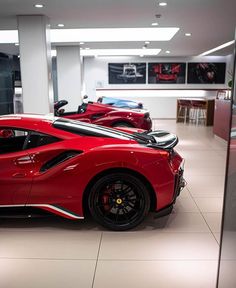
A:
[[56, 46, 82, 112], [17, 15, 53, 114]]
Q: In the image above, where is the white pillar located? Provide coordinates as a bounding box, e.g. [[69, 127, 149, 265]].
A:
[[56, 46, 82, 111], [17, 15, 53, 114]]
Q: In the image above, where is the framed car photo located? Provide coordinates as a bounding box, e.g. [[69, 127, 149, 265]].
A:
[[148, 63, 186, 84], [108, 63, 146, 84], [187, 62, 226, 84]]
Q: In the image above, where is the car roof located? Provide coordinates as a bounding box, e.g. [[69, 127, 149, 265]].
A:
[[0, 113, 56, 122], [0, 114, 138, 141], [0, 113, 60, 135]]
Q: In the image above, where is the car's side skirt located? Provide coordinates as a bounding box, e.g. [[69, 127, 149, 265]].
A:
[[0, 204, 83, 220]]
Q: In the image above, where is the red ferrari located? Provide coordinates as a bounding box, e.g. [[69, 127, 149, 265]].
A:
[[0, 114, 185, 230], [54, 100, 152, 130]]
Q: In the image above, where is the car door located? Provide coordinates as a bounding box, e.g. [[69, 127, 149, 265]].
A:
[[25, 131, 80, 205], [0, 128, 34, 205]]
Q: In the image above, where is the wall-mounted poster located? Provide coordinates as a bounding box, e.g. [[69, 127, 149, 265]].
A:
[[148, 63, 186, 84], [109, 63, 146, 84], [187, 63, 226, 84]]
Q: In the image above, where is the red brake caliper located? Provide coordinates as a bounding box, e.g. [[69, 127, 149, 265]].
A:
[[102, 185, 113, 211]]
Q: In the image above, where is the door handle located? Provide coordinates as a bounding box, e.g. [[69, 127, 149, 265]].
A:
[[12, 173, 26, 178], [14, 156, 31, 165]]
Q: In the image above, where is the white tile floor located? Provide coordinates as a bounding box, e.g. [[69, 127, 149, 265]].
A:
[[0, 120, 227, 288]]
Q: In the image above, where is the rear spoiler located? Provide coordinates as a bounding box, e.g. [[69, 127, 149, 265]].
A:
[[147, 130, 179, 150]]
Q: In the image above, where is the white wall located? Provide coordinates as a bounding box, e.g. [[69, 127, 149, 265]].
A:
[[83, 55, 232, 118]]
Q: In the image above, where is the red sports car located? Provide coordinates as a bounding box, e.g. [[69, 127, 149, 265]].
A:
[[54, 100, 152, 130], [0, 114, 185, 230]]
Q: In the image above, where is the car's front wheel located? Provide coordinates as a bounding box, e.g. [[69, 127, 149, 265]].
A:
[[88, 173, 150, 231]]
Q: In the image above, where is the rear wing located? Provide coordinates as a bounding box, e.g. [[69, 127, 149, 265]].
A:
[[147, 130, 178, 150]]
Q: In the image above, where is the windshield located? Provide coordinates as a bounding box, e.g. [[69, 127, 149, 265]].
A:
[[53, 118, 151, 143]]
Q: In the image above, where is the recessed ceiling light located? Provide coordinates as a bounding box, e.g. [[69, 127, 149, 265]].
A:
[[165, 50, 170, 54], [34, 4, 44, 8], [159, 2, 167, 6], [57, 24, 64, 27], [145, 41, 150, 44], [79, 42, 85, 45], [185, 33, 192, 37], [151, 22, 158, 26], [199, 40, 235, 56], [14, 43, 19, 46]]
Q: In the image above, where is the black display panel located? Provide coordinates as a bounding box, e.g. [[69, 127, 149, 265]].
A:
[[148, 63, 186, 84], [187, 62, 226, 84], [108, 63, 146, 84]]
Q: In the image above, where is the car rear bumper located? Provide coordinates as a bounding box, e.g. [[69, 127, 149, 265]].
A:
[[141, 117, 152, 130], [154, 160, 186, 218], [173, 161, 186, 202]]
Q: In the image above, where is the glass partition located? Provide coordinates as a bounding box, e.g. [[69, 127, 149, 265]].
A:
[[217, 35, 236, 287]]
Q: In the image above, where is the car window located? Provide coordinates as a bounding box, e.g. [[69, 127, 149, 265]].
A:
[[0, 128, 28, 154], [25, 131, 60, 150], [0, 128, 60, 154]]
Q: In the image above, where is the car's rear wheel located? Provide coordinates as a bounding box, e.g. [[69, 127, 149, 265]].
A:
[[88, 173, 150, 231], [112, 122, 133, 128]]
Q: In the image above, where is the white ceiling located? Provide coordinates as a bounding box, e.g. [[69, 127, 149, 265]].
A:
[[0, 0, 235, 56]]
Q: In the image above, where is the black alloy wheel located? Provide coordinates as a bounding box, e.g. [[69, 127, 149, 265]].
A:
[[88, 173, 150, 231]]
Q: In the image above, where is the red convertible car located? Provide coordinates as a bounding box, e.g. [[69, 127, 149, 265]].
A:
[[54, 100, 152, 130], [0, 114, 185, 230]]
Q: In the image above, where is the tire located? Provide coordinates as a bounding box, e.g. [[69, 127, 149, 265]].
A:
[[112, 122, 133, 128], [88, 173, 150, 231]]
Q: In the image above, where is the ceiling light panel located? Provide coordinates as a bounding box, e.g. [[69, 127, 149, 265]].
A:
[[0, 30, 18, 43], [0, 28, 179, 44], [51, 27, 179, 42], [80, 49, 162, 56], [199, 40, 235, 56], [51, 49, 161, 57]]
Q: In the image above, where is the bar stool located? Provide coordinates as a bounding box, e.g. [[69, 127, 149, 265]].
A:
[[189, 100, 207, 125], [177, 99, 191, 123]]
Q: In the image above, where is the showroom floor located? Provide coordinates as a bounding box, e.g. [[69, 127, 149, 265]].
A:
[[0, 120, 227, 288]]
